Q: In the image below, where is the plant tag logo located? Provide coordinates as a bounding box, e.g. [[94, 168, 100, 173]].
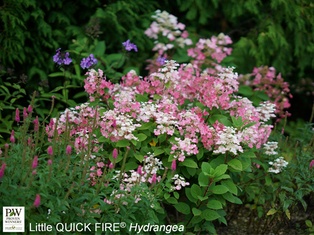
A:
[[2, 207, 25, 232]]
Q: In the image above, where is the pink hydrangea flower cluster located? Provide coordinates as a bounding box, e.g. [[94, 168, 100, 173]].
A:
[[145, 10, 192, 53], [145, 10, 192, 73], [84, 69, 114, 102], [187, 33, 233, 70], [47, 57, 276, 169], [46, 103, 102, 155], [239, 66, 292, 121], [99, 153, 187, 205]]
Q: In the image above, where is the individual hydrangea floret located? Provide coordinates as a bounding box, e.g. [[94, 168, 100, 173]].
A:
[[122, 39, 138, 52], [53, 48, 72, 65], [268, 157, 288, 174], [80, 54, 98, 69]]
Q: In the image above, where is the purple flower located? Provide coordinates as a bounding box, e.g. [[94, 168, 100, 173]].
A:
[[157, 56, 166, 65], [53, 48, 72, 66], [80, 54, 98, 69], [122, 39, 138, 52]]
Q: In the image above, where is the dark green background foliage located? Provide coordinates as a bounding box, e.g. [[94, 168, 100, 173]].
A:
[[0, 0, 313, 118]]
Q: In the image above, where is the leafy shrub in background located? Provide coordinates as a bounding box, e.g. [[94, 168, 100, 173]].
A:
[[175, 0, 314, 77]]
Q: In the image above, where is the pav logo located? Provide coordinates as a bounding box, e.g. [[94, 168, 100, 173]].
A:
[[2, 207, 25, 232]]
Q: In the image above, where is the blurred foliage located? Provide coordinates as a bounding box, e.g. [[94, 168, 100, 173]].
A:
[[174, 0, 314, 78]]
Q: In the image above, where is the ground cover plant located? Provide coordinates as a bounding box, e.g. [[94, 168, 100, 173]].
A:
[[0, 9, 313, 235]]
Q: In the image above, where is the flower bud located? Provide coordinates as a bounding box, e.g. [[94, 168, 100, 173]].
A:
[[33, 194, 41, 207], [15, 108, 20, 122], [0, 163, 6, 179], [137, 165, 142, 175], [32, 156, 38, 169], [33, 116, 39, 132], [171, 160, 176, 171], [112, 148, 118, 159], [151, 173, 157, 184], [66, 145, 72, 155], [310, 160, 314, 169], [10, 130, 15, 143], [47, 146, 53, 156], [27, 105, 33, 114], [23, 107, 28, 120]]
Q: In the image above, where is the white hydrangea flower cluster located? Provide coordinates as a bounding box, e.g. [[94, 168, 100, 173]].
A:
[[263, 141, 278, 155], [268, 157, 288, 174], [257, 101, 276, 122], [144, 10, 192, 52], [217, 66, 239, 92], [102, 111, 140, 141], [214, 126, 243, 155], [143, 153, 164, 175], [172, 174, 190, 190], [137, 102, 157, 122]]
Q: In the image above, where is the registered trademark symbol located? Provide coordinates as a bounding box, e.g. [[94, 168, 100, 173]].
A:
[[120, 222, 126, 228]]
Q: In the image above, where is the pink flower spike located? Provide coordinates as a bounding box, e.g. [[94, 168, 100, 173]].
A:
[[32, 156, 38, 169], [109, 162, 114, 169], [0, 163, 7, 179], [27, 105, 33, 114], [47, 159, 53, 165], [151, 173, 157, 184], [137, 165, 143, 175], [33, 194, 41, 207], [15, 108, 20, 122], [47, 146, 53, 156], [66, 145, 72, 155], [171, 160, 177, 171], [27, 137, 32, 146], [23, 107, 28, 120], [33, 116, 39, 132], [310, 160, 314, 169], [10, 130, 15, 143], [112, 148, 118, 159]]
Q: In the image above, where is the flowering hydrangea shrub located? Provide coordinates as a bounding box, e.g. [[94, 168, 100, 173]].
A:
[[45, 55, 280, 232], [41, 10, 298, 233]]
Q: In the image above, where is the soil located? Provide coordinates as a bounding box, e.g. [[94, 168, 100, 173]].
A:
[[216, 200, 314, 235]]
